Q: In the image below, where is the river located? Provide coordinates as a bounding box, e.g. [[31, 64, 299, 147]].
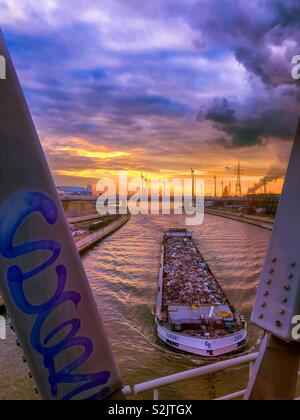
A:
[[0, 213, 271, 400]]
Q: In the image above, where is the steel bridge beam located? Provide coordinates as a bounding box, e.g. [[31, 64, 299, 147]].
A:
[[0, 28, 122, 400], [245, 119, 300, 400]]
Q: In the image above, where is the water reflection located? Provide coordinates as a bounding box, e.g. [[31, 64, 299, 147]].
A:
[[0, 213, 270, 400]]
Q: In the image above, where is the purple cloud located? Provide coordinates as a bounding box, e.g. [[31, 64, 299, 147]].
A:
[[0, 0, 299, 181]]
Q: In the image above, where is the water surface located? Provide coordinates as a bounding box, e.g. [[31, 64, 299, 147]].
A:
[[0, 214, 271, 400]]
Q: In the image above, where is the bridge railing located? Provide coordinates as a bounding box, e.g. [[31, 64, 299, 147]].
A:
[[122, 352, 300, 400]]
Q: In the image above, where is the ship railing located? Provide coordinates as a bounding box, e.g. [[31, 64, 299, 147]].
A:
[[122, 352, 300, 400]]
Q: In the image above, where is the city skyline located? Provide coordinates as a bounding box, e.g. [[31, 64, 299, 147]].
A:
[[1, 0, 299, 194]]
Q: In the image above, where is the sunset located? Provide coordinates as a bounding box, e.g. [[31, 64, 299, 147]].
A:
[[1, 0, 298, 194], [0, 0, 300, 405]]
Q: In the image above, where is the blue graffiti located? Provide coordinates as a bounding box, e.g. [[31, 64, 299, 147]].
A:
[[0, 191, 111, 400]]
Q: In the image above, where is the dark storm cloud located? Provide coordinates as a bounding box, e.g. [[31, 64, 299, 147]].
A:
[[1, 0, 299, 163], [178, 0, 300, 87], [204, 97, 236, 125], [187, 0, 300, 147], [202, 92, 298, 148]]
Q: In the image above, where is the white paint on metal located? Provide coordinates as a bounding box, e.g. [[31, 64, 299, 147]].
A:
[[153, 389, 160, 400], [133, 352, 258, 394], [0, 29, 122, 400], [157, 322, 247, 356], [122, 386, 132, 396], [243, 333, 270, 400], [215, 390, 246, 401], [0, 315, 5, 340], [0, 54, 5, 79]]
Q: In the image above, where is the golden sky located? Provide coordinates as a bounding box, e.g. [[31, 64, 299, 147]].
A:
[[4, 0, 299, 195]]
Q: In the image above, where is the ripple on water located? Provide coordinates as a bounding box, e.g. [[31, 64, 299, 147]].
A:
[[0, 213, 270, 400]]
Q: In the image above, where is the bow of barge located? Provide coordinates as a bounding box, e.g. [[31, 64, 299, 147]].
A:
[[156, 229, 247, 357]]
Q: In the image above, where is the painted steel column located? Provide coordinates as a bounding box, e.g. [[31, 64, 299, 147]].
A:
[[245, 119, 300, 400], [0, 29, 122, 400]]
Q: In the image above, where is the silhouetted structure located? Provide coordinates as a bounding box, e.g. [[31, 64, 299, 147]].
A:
[[235, 161, 242, 196]]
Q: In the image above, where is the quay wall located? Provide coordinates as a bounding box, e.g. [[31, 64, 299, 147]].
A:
[[205, 209, 273, 230]]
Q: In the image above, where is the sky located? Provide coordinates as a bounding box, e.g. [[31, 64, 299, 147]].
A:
[[1, 0, 299, 195]]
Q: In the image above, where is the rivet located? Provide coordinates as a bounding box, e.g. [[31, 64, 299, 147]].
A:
[[291, 262, 296, 268], [288, 273, 293, 279], [267, 279, 272, 285], [261, 302, 266, 308], [22, 356, 26, 363], [28, 372, 33, 379], [284, 285, 290, 291], [272, 257, 277, 263], [264, 291, 269, 297], [276, 320, 282, 328], [16, 340, 21, 348], [34, 387, 39, 395], [259, 314, 264, 319], [269, 268, 274, 274], [280, 310, 285, 315], [282, 297, 288, 303]]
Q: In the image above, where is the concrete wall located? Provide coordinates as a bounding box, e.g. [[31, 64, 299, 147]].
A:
[[61, 199, 98, 217]]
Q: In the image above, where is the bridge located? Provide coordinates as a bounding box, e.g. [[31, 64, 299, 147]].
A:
[[1, 28, 300, 400], [60, 196, 98, 218]]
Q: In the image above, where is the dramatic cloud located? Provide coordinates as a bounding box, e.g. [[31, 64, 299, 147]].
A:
[[204, 97, 237, 125], [0, 0, 299, 191], [200, 84, 298, 148]]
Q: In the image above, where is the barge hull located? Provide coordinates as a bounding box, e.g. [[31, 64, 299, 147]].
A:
[[157, 323, 247, 357], [156, 229, 248, 357]]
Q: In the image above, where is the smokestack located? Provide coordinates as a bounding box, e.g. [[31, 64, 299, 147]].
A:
[[248, 174, 280, 195], [0, 30, 122, 400], [214, 176, 217, 197], [191, 168, 195, 203]]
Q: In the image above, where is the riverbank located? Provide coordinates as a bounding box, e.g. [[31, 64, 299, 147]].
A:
[[76, 214, 130, 254], [0, 214, 130, 312], [67, 213, 103, 224], [205, 210, 274, 230]]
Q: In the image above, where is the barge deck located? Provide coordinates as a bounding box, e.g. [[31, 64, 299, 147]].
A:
[[156, 229, 247, 357]]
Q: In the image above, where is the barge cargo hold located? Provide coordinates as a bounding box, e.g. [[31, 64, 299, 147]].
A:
[[156, 229, 247, 357]]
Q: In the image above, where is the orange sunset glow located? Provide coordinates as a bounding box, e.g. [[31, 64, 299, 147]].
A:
[[45, 136, 289, 196], [4, 1, 298, 196]]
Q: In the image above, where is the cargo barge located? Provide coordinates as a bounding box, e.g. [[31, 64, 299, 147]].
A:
[[156, 229, 247, 357]]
